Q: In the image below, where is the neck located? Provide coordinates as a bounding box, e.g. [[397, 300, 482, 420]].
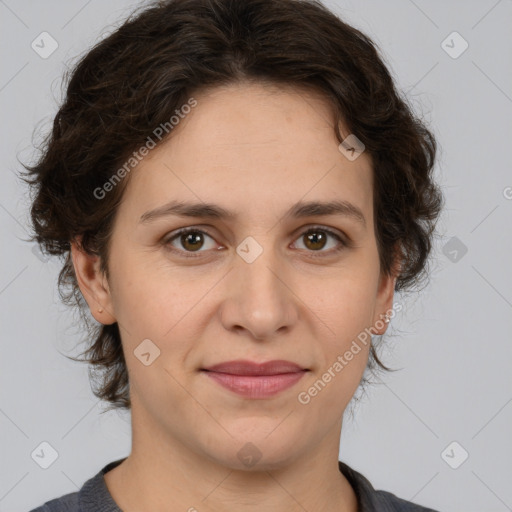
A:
[[104, 399, 358, 512]]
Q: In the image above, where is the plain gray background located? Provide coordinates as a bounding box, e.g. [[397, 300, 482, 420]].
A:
[[1, 0, 511, 511]]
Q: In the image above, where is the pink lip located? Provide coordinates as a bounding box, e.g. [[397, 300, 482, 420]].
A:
[[201, 359, 308, 399]]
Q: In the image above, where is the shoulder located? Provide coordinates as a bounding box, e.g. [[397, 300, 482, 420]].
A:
[[372, 489, 441, 511], [338, 460, 441, 512], [28, 457, 126, 512], [28, 491, 79, 511]]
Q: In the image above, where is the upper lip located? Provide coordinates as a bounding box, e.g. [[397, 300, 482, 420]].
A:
[[201, 359, 307, 376]]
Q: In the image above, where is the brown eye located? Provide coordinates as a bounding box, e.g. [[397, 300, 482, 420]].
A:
[[303, 230, 328, 251], [293, 227, 347, 256], [165, 228, 217, 255], [180, 231, 205, 252], [163, 225, 348, 259]]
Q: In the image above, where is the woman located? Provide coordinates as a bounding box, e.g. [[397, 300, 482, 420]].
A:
[[24, 0, 443, 510]]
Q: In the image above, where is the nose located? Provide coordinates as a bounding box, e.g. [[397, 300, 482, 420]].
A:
[[219, 244, 298, 341]]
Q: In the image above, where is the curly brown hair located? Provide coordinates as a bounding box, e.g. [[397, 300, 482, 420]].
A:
[[21, 0, 444, 412]]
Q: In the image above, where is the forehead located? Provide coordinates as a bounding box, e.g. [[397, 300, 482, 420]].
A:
[[117, 82, 374, 227]]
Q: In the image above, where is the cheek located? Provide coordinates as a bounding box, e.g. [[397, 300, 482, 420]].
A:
[[307, 266, 378, 325], [303, 267, 377, 381], [109, 268, 210, 393], [109, 255, 202, 333], [296, 341, 370, 428]]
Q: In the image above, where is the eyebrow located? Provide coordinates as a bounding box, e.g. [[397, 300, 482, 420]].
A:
[[139, 199, 367, 228]]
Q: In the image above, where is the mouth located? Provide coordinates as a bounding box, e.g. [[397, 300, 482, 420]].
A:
[[200, 360, 309, 398]]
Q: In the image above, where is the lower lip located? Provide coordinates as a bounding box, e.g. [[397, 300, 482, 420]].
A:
[[202, 371, 307, 398]]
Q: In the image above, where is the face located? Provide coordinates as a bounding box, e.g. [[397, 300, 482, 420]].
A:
[[72, 81, 396, 471]]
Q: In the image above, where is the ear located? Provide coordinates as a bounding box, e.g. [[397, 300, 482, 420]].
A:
[[70, 237, 117, 325], [371, 253, 401, 335]]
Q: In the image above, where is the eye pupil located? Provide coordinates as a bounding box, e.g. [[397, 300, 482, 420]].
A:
[[305, 231, 327, 250], [182, 232, 203, 251]]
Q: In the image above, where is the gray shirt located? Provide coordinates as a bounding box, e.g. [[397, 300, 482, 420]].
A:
[[29, 458, 440, 511]]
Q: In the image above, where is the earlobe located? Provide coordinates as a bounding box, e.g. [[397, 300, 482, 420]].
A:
[[70, 238, 116, 325]]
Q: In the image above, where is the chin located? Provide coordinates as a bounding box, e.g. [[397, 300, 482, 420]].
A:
[[202, 429, 303, 472]]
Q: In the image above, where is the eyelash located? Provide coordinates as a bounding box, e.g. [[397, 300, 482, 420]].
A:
[[162, 225, 350, 259]]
